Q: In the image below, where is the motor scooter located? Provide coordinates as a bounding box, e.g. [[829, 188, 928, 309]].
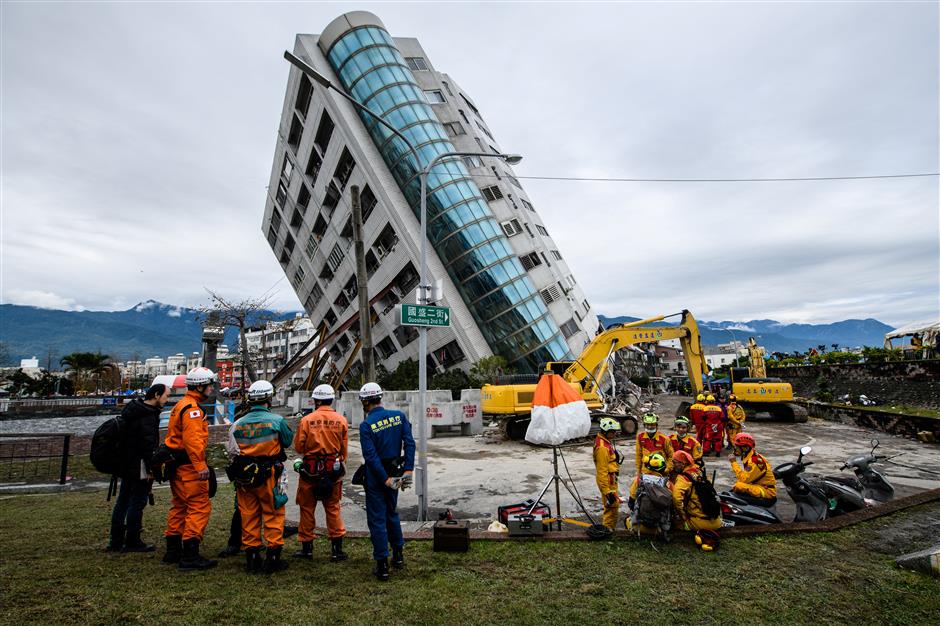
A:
[[775, 446, 867, 522], [718, 491, 781, 526], [826, 438, 895, 503]]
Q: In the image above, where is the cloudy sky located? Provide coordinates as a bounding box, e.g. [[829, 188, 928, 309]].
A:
[[2, 1, 937, 327]]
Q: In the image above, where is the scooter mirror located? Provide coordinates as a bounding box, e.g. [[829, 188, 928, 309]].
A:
[[871, 438, 879, 449], [800, 445, 812, 456]]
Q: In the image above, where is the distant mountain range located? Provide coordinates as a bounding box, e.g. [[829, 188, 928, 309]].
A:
[[0, 300, 895, 365], [597, 315, 894, 354], [0, 301, 296, 365]]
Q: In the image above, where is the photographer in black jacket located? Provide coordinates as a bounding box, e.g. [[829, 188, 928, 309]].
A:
[[107, 384, 170, 552]]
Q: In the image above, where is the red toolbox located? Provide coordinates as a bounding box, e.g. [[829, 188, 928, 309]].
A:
[[497, 499, 551, 525]]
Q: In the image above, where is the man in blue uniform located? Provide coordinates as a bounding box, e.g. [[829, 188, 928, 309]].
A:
[[358, 382, 415, 582]]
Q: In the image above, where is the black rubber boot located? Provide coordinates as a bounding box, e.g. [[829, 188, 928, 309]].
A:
[[330, 538, 348, 563], [218, 544, 241, 558], [106, 524, 125, 552], [293, 541, 313, 559], [244, 548, 263, 574], [162, 535, 182, 564], [122, 528, 155, 553], [374, 558, 390, 582], [178, 539, 218, 571], [391, 546, 404, 570], [263, 546, 289, 574]]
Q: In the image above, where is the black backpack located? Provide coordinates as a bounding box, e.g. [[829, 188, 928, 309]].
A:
[[690, 473, 721, 520], [90, 416, 124, 475]]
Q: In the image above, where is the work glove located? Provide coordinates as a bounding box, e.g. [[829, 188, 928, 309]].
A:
[[605, 492, 617, 507], [400, 474, 413, 491]]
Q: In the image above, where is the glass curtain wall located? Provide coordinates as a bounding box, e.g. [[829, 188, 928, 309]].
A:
[[325, 26, 570, 370]]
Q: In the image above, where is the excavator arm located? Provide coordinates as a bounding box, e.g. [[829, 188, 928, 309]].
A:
[[560, 309, 709, 398]]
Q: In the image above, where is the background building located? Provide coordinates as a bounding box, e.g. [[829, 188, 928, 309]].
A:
[[261, 11, 598, 376]]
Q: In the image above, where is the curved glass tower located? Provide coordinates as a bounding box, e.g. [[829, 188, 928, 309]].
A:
[[320, 16, 571, 370]]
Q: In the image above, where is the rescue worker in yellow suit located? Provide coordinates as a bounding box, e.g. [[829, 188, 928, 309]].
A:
[[725, 394, 746, 449], [729, 432, 777, 507], [669, 416, 703, 472], [629, 413, 673, 510], [688, 393, 707, 439], [228, 380, 294, 574], [671, 450, 722, 540], [162, 367, 217, 571], [293, 383, 349, 563], [593, 417, 623, 529]]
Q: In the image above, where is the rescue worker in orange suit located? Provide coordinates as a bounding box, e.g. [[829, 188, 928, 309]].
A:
[[725, 394, 746, 449], [669, 416, 703, 473], [729, 433, 777, 507], [701, 394, 726, 457], [293, 383, 349, 563], [593, 417, 623, 530], [671, 450, 722, 534], [162, 367, 217, 571], [688, 394, 707, 439], [630, 413, 673, 509], [227, 380, 294, 574]]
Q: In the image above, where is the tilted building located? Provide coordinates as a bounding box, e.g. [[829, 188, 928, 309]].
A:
[[261, 11, 598, 377]]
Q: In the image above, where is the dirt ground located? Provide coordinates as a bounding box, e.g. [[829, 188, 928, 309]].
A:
[[284, 394, 940, 532]]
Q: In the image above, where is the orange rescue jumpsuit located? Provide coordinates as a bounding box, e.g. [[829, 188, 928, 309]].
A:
[[701, 404, 726, 454], [631, 431, 674, 499], [294, 405, 349, 541], [725, 403, 746, 447], [731, 450, 777, 500], [688, 402, 707, 439], [593, 433, 621, 529], [164, 391, 211, 542]]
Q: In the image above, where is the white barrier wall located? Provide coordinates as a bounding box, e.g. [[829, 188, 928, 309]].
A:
[[291, 389, 483, 438]]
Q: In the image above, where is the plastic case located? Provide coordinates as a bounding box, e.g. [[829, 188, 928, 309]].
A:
[[433, 519, 470, 552]]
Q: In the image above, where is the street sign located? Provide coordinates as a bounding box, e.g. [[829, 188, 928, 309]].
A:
[[400, 304, 451, 327]]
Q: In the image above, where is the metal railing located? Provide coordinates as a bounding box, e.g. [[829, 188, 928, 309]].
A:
[[0, 433, 71, 484], [3, 397, 112, 409]]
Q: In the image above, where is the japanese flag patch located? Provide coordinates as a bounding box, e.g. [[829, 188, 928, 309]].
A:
[[188, 409, 202, 419]]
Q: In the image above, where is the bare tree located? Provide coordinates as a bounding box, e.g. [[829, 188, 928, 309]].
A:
[[198, 290, 276, 387]]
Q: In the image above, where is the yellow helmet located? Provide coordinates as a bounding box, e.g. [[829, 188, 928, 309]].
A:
[[706, 394, 716, 403], [696, 394, 706, 402], [645, 452, 667, 474]]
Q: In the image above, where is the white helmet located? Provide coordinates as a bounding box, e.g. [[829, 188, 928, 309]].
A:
[[247, 380, 274, 402], [358, 382, 383, 400], [186, 367, 216, 387], [312, 384, 335, 400]]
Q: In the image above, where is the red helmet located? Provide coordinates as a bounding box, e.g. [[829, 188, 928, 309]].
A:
[[673, 450, 695, 466], [733, 433, 755, 448]]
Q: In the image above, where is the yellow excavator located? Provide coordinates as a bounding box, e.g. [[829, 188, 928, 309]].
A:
[[481, 310, 804, 439]]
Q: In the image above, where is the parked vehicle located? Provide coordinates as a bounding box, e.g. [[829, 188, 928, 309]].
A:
[[718, 491, 782, 526], [774, 446, 867, 522], [828, 438, 895, 503]]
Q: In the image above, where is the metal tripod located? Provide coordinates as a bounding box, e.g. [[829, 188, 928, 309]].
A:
[[527, 445, 597, 530]]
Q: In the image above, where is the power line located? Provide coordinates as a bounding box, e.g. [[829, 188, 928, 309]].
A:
[[509, 172, 939, 183]]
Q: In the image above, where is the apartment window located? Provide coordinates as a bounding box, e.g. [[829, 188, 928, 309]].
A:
[[541, 252, 551, 267], [333, 147, 355, 190], [312, 214, 327, 238], [519, 252, 543, 271], [436, 340, 466, 367], [405, 57, 429, 71], [393, 324, 419, 348], [306, 146, 322, 181], [500, 219, 523, 237], [458, 109, 470, 124], [275, 182, 288, 207], [375, 336, 399, 360], [365, 249, 380, 275], [490, 166, 502, 180], [460, 93, 480, 115], [506, 174, 522, 189], [583, 299, 591, 312], [443, 121, 466, 137], [306, 282, 323, 306], [327, 244, 344, 272], [293, 264, 306, 286], [287, 114, 303, 151], [442, 80, 454, 96], [552, 250, 563, 261], [266, 225, 278, 248], [480, 185, 503, 202], [394, 262, 420, 294], [523, 223, 533, 236], [314, 111, 334, 154], [424, 89, 446, 104], [372, 223, 398, 259], [305, 231, 318, 259], [361, 185, 378, 223], [475, 121, 494, 140], [521, 198, 535, 212], [324, 308, 337, 327], [342, 274, 358, 301], [541, 284, 562, 305], [279, 249, 290, 267], [340, 215, 353, 242], [295, 76, 313, 117], [318, 263, 333, 281], [284, 233, 295, 253], [322, 182, 341, 215], [290, 206, 303, 229], [535, 224, 549, 236], [280, 155, 294, 184], [566, 274, 576, 288], [333, 291, 349, 310], [475, 137, 486, 152], [462, 155, 482, 169], [271, 210, 282, 232], [560, 318, 579, 339]]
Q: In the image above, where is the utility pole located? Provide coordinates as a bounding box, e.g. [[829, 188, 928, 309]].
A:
[[351, 185, 375, 383]]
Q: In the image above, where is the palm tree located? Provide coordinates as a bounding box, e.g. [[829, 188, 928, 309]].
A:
[[60, 352, 115, 394]]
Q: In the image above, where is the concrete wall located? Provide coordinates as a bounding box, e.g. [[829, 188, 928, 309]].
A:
[[768, 360, 940, 409], [799, 401, 940, 440]]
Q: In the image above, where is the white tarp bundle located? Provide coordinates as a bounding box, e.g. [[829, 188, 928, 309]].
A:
[[525, 374, 591, 446], [884, 319, 940, 348]]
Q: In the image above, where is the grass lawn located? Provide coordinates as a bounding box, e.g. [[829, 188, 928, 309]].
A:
[[1, 488, 938, 626]]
